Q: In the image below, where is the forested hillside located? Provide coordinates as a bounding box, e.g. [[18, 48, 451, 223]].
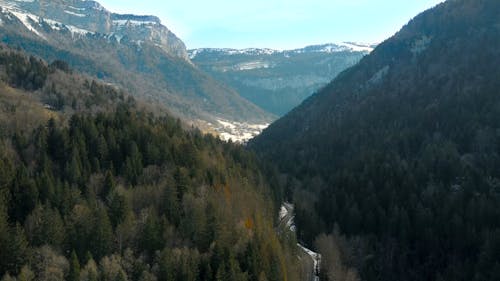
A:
[[0, 46, 302, 281], [251, 0, 500, 280]]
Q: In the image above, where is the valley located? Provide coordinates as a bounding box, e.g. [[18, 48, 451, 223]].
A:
[[0, 0, 499, 281]]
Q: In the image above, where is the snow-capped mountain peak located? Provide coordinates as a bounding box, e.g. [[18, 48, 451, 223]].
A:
[[0, 0, 188, 59]]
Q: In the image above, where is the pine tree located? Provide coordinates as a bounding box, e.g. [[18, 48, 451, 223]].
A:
[[10, 165, 38, 223], [5, 224, 28, 275], [108, 193, 128, 228], [68, 251, 81, 281], [0, 195, 10, 274], [90, 208, 113, 260], [65, 147, 82, 185], [102, 170, 115, 199]]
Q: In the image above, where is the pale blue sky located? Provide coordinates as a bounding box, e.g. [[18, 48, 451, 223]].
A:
[[98, 0, 446, 50]]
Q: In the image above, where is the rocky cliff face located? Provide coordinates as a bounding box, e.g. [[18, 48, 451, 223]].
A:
[[0, 0, 188, 59]]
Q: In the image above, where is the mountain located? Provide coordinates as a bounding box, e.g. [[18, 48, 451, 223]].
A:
[[0, 44, 306, 281], [0, 0, 273, 134], [251, 0, 500, 280], [0, 0, 188, 59], [189, 42, 373, 116]]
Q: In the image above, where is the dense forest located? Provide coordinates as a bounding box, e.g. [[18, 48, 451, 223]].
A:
[[0, 46, 303, 281], [251, 0, 500, 280]]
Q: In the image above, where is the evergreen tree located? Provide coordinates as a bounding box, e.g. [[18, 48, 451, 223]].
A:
[[108, 193, 128, 228], [90, 208, 113, 260], [68, 251, 80, 281], [102, 170, 115, 199], [4, 224, 28, 275]]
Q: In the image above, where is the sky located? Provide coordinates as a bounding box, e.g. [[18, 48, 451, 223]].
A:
[[98, 0, 446, 50]]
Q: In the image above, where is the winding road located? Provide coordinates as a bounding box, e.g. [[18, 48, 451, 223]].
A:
[[279, 203, 321, 281]]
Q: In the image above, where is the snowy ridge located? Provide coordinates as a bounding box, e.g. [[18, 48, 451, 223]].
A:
[[68, 6, 86, 12], [338, 42, 376, 52], [189, 42, 376, 59], [290, 42, 375, 54], [189, 48, 278, 59], [7, 10, 46, 39], [0, 0, 189, 59], [0, 2, 95, 38], [112, 19, 158, 26], [64, 10, 86, 17]]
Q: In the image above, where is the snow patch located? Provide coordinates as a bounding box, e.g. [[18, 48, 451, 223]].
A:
[[68, 6, 86, 12], [189, 48, 277, 59], [215, 119, 269, 143], [1, 5, 92, 39], [338, 42, 375, 52], [64, 10, 86, 17], [110, 33, 123, 43], [235, 61, 272, 71], [9, 10, 46, 40], [65, 24, 93, 36], [43, 18, 64, 31], [40, 17, 93, 36], [279, 205, 288, 220], [113, 19, 157, 26]]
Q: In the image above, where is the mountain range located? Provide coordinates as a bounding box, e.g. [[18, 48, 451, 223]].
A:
[[190, 42, 373, 116], [0, 0, 273, 135]]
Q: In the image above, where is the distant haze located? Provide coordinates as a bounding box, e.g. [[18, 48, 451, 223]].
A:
[[98, 0, 445, 49]]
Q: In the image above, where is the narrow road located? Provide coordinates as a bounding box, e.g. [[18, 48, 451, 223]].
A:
[[279, 203, 321, 281]]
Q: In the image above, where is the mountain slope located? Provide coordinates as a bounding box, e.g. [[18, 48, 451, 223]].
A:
[[0, 0, 273, 129], [251, 0, 500, 280], [190, 43, 372, 116], [0, 44, 303, 281]]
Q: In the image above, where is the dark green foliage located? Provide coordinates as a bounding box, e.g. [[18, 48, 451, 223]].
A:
[[24, 204, 65, 248], [252, 0, 500, 280], [101, 171, 115, 199], [2, 224, 29, 275], [0, 97, 299, 280], [0, 195, 11, 275], [8, 165, 38, 223], [0, 52, 48, 90], [49, 60, 70, 73], [108, 193, 128, 228], [0, 42, 301, 281], [91, 208, 114, 260], [68, 250, 80, 281]]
